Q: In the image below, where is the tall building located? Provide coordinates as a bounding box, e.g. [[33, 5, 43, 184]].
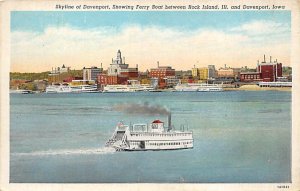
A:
[[192, 67, 198, 77], [208, 65, 216, 79], [97, 50, 139, 89], [107, 50, 138, 78], [199, 67, 209, 80], [191, 65, 216, 80], [240, 55, 283, 82], [257, 55, 282, 82], [83, 66, 102, 81]]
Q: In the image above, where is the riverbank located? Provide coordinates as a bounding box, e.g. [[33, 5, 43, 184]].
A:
[[224, 84, 291, 92], [9, 84, 292, 93]]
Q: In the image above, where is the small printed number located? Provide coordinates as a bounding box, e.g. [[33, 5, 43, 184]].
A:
[[277, 185, 289, 189]]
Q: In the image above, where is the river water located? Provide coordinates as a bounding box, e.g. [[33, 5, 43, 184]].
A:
[[10, 91, 291, 183]]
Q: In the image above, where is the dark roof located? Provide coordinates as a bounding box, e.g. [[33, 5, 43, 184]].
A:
[[152, 120, 163, 123]]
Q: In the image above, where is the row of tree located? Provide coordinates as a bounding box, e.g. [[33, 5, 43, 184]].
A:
[[10, 70, 83, 81]]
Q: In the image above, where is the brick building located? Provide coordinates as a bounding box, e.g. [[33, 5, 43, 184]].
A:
[[150, 65, 175, 78], [258, 58, 282, 82], [149, 63, 176, 88], [97, 50, 139, 89], [240, 55, 283, 82], [240, 72, 262, 82]]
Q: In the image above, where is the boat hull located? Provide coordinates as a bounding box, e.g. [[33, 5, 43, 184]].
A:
[[123, 147, 193, 151]]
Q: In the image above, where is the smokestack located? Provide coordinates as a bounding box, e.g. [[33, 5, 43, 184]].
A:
[[168, 113, 171, 130], [136, 64, 138, 69], [270, 56, 272, 63], [123, 57, 125, 64], [101, 63, 102, 68], [157, 61, 159, 68], [264, 54, 266, 63]]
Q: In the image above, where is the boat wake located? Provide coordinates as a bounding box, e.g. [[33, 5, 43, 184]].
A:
[[11, 147, 116, 156]]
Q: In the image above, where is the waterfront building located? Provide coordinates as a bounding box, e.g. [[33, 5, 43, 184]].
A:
[[150, 64, 175, 78], [97, 73, 128, 90], [139, 70, 151, 84], [180, 76, 195, 84], [240, 72, 262, 82], [48, 64, 72, 83], [208, 65, 216, 79], [49, 64, 70, 76], [216, 65, 241, 79], [191, 65, 216, 81], [192, 67, 198, 77], [176, 70, 192, 79], [149, 63, 176, 89], [163, 76, 180, 88], [199, 67, 209, 80], [107, 50, 138, 78], [240, 55, 283, 82], [83, 66, 103, 81], [97, 50, 139, 89], [257, 55, 282, 82]]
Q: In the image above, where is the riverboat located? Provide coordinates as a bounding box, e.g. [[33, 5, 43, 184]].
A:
[[45, 84, 72, 93], [105, 114, 193, 151], [174, 83, 223, 92], [103, 84, 154, 93], [45, 84, 99, 93]]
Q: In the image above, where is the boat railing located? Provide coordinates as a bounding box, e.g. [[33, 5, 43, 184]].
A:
[[130, 131, 192, 137]]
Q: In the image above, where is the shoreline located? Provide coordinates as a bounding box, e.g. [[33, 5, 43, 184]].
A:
[[10, 85, 292, 94], [223, 84, 291, 92]]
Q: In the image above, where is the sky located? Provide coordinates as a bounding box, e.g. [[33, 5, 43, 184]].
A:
[[11, 11, 291, 72]]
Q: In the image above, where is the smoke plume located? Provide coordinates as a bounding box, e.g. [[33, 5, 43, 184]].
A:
[[112, 102, 170, 115]]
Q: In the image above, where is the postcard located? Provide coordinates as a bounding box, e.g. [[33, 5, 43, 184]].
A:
[[0, 0, 299, 190]]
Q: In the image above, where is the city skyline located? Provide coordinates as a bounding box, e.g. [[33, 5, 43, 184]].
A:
[[11, 11, 291, 72]]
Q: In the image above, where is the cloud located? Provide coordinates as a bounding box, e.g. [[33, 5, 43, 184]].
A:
[[230, 20, 290, 36], [11, 22, 290, 72]]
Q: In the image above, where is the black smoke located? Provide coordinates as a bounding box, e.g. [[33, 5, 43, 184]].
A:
[[112, 102, 170, 115]]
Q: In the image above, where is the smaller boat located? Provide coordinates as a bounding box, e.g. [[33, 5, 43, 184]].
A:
[[10, 89, 34, 94], [46, 84, 99, 93], [77, 85, 99, 93], [174, 83, 223, 92], [103, 84, 154, 93], [45, 84, 72, 93], [103, 80, 155, 93]]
